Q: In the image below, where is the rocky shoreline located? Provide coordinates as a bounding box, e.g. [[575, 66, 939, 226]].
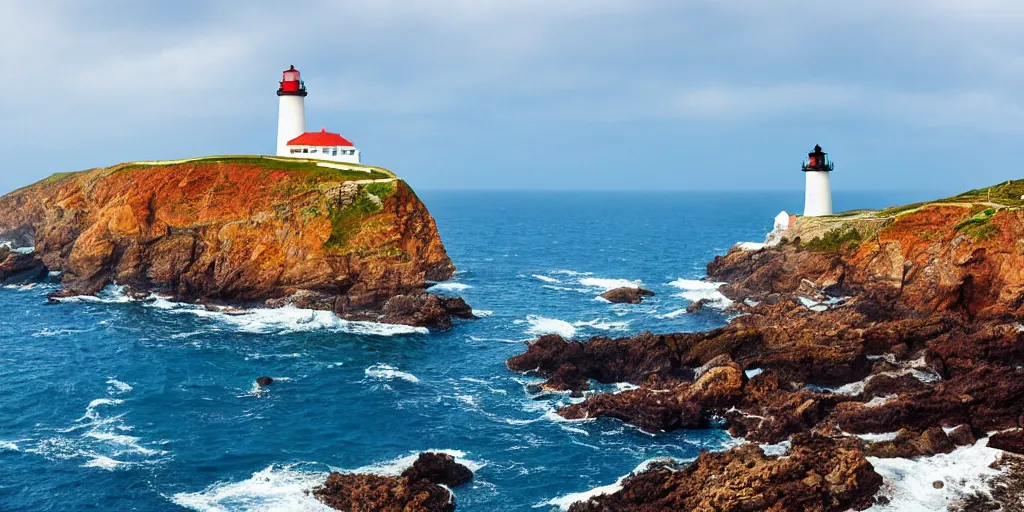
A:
[[511, 191, 1024, 510], [0, 158, 473, 328]]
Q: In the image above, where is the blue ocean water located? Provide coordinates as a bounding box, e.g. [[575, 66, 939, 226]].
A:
[[0, 190, 933, 511]]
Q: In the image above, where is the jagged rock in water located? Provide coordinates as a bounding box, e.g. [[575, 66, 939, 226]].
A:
[[312, 452, 472, 512], [989, 430, 1024, 455], [600, 287, 654, 304], [255, 376, 274, 387]]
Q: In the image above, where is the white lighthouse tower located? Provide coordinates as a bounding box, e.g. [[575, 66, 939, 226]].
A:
[[802, 144, 834, 217], [276, 65, 307, 157]]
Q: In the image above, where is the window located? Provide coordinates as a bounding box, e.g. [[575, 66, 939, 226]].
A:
[[331, 149, 338, 156], [302, 148, 308, 153], [310, 148, 318, 153], [290, 148, 300, 154]]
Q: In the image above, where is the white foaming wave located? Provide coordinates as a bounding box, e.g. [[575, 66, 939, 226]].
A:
[[427, 282, 472, 293], [349, 449, 484, 476], [579, 278, 642, 291], [106, 379, 133, 394], [532, 274, 562, 284], [573, 318, 631, 332], [472, 309, 494, 317], [521, 315, 576, 338], [551, 270, 593, 277], [171, 463, 334, 512], [364, 364, 420, 384], [668, 278, 733, 308], [52, 285, 134, 304], [0, 440, 18, 451], [539, 458, 668, 510], [735, 242, 767, 251], [32, 327, 85, 337], [28, 386, 166, 471], [657, 308, 688, 319], [866, 438, 1004, 511], [148, 300, 428, 337]]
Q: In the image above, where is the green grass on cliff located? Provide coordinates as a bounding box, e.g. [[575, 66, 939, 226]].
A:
[[878, 179, 1024, 217], [119, 155, 394, 182], [324, 181, 397, 251], [954, 207, 1002, 241], [804, 226, 863, 252]]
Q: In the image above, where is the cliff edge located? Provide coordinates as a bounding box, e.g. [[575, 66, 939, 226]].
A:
[[0, 156, 472, 328]]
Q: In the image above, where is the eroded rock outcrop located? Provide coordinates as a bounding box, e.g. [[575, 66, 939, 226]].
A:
[[568, 434, 882, 512], [0, 157, 468, 327], [312, 452, 472, 512]]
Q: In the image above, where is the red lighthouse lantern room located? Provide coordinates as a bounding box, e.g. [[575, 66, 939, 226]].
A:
[[277, 65, 308, 97]]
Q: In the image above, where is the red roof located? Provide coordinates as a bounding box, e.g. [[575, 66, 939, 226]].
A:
[[287, 128, 354, 147]]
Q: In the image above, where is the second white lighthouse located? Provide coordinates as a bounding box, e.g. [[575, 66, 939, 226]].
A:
[[802, 144, 834, 217], [276, 65, 307, 157]]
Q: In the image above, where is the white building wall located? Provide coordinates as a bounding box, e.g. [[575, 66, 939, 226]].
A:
[[285, 145, 361, 164], [804, 171, 833, 217], [276, 96, 306, 157]]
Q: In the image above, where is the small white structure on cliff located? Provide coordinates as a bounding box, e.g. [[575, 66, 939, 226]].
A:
[[275, 65, 361, 164], [802, 144, 833, 217]]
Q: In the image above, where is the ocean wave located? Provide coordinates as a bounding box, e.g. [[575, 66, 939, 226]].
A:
[[531, 274, 562, 284], [147, 299, 428, 337], [51, 285, 135, 304], [668, 278, 733, 308], [579, 278, 642, 291], [0, 440, 19, 451], [171, 463, 333, 512], [348, 449, 485, 476], [365, 364, 420, 384], [106, 379, 133, 394], [867, 438, 1004, 511], [656, 308, 689, 319], [540, 458, 667, 510], [520, 315, 576, 338], [573, 318, 631, 332], [472, 309, 494, 317], [427, 282, 472, 293], [550, 270, 594, 277], [26, 384, 166, 471]]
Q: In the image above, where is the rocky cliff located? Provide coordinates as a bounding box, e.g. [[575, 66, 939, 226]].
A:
[[510, 180, 1024, 510], [0, 156, 472, 328]]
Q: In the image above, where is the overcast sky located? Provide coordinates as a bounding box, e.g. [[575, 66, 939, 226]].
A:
[[2, 0, 1023, 194]]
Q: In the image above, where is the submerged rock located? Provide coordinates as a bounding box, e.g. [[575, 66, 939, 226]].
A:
[[0, 158, 471, 328], [255, 376, 274, 387], [600, 287, 654, 304], [313, 452, 472, 512]]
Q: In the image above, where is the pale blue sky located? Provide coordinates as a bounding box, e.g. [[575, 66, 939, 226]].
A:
[[2, 1, 1023, 194]]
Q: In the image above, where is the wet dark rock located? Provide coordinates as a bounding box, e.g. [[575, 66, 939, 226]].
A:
[[600, 287, 654, 304], [863, 427, 956, 458], [0, 248, 47, 285], [255, 376, 274, 387], [379, 294, 477, 330], [313, 452, 472, 512], [989, 430, 1024, 455], [933, 480, 945, 489], [567, 434, 881, 512], [947, 424, 977, 446], [400, 452, 473, 487], [686, 298, 710, 313]]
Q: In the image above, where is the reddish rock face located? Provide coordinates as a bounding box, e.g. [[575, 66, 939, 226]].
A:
[[0, 159, 465, 327]]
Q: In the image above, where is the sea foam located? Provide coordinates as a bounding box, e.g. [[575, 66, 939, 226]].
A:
[[540, 458, 668, 510], [365, 364, 420, 384], [171, 463, 334, 512], [866, 438, 1005, 511], [521, 315, 577, 338], [668, 279, 733, 308], [579, 278, 642, 291]]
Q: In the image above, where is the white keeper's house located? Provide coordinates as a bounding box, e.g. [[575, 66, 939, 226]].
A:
[[275, 65, 361, 164]]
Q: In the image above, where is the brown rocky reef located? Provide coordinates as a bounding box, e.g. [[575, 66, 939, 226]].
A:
[[0, 156, 473, 328], [313, 452, 473, 512], [600, 286, 654, 304], [510, 180, 1024, 509]]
